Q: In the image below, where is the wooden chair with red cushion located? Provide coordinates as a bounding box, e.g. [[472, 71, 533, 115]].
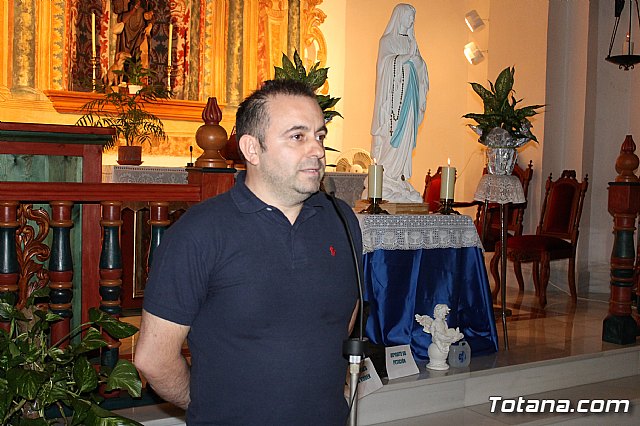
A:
[[489, 170, 589, 307], [422, 167, 442, 213]]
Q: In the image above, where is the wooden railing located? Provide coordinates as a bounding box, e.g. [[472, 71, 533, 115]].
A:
[[0, 169, 235, 365]]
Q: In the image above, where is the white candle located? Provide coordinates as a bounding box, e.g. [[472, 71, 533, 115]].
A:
[[624, 33, 634, 54], [168, 23, 173, 66], [368, 164, 383, 199], [91, 13, 96, 57], [440, 159, 456, 200]]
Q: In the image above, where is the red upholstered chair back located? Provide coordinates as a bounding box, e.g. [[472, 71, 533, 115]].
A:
[[423, 167, 442, 212], [537, 170, 589, 243]]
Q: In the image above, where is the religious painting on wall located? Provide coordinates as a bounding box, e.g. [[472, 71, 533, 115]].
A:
[[57, 0, 329, 103]]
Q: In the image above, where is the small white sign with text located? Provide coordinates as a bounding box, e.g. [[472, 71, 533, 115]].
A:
[[385, 344, 419, 380], [353, 357, 383, 399]]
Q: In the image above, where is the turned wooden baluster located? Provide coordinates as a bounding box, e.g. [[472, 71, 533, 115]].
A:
[[603, 135, 640, 344], [48, 201, 74, 346], [99, 201, 123, 368], [148, 201, 170, 270], [0, 201, 19, 331]]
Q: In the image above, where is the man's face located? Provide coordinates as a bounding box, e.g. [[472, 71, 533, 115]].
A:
[[255, 94, 327, 205]]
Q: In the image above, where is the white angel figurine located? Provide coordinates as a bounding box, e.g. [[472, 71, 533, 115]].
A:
[[415, 304, 464, 370]]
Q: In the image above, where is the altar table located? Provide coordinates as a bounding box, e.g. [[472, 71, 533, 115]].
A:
[[357, 214, 499, 361]]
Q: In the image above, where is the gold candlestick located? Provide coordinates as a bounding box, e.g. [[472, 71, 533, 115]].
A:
[[166, 65, 173, 93], [90, 56, 99, 92]]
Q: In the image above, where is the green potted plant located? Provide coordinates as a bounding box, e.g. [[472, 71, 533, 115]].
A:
[[0, 288, 142, 425], [464, 66, 543, 146], [463, 66, 543, 174], [76, 86, 169, 165], [114, 54, 155, 94], [274, 50, 342, 123]]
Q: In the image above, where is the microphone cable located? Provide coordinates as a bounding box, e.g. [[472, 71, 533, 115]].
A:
[[325, 191, 368, 425]]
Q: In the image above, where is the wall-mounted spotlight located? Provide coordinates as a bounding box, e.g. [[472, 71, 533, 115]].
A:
[[465, 10, 486, 32], [464, 42, 485, 65]]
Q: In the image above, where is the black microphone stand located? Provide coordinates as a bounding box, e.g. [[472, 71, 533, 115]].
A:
[[327, 191, 368, 426]]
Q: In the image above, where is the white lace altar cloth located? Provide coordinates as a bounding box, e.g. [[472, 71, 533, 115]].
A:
[[102, 165, 188, 184], [323, 172, 366, 207], [473, 174, 525, 204], [356, 214, 483, 254]]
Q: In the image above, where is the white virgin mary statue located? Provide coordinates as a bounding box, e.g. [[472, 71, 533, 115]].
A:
[[369, 3, 429, 203]]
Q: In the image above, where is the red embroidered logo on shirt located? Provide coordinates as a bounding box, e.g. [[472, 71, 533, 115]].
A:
[[329, 246, 336, 256]]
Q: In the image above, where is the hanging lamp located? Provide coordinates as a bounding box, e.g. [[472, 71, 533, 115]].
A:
[[606, 0, 640, 70]]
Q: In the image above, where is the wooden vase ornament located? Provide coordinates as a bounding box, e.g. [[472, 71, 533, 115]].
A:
[[195, 97, 228, 168]]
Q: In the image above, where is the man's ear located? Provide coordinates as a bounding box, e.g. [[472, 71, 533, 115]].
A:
[[238, 134, 260, 166]]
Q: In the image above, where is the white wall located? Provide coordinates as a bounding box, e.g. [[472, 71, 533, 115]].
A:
[[321, 0, 639, 294]]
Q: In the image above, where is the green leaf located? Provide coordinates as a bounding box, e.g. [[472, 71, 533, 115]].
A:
[[307, 68, 328, 91], [0, 377, 12, 421], [39, 380, 70, 406], [105, 360, 142, 398], [74, 327, 108, 354], [89, 309, 138, 339], [73, 356, 99, 394], [280, 52, 297, 78], [84, 402, 144, 426], [7, 368, 48, 400], [70, 398, 91, 426], [0, 302, 13, 320], [494, 66, 514, 103], [26, 287, 50, 307], [48, 346, 74, 365], [292, 50, 307, 80], [469, 82, 493, 104]]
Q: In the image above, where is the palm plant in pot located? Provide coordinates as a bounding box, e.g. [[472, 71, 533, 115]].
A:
[[463, 66, 543, 174], [0, 288, 142, 425], [77, 84, 169, 166]]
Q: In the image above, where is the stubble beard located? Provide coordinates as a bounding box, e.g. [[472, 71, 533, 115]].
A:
[[263, 159, 325, 204]]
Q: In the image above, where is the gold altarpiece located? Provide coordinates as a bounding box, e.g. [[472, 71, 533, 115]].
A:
[[0, 0, 329, 140]]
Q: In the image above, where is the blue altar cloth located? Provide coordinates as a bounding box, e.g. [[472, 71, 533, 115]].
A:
[[364, 246, 499, 361]]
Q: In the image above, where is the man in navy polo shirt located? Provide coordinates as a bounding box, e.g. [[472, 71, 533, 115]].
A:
[[135, 79, 362, 425]]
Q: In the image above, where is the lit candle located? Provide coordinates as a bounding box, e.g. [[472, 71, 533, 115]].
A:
[[167, 23, 173, 66], [368, 162, 383, 199], [91, 13, 96, 57], [624, 32, 634, 54], [440, 159, 456, 200]]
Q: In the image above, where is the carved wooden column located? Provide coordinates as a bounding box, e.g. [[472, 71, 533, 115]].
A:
[[11, 0, 37, 96], [603, 135, 640, 344], [99, 201, 123, 368], [287, 0, 301, 56], [226, 0, 243, 105], [148, 202, 170, 270], [0, 201, 19, 332], [48, 201, 74, 346]]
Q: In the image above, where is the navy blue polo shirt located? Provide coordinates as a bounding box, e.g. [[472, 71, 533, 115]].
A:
[[143, 171, 362, 425]]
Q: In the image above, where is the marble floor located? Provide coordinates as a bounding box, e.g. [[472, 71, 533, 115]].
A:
[[115, 259, 640, 425]]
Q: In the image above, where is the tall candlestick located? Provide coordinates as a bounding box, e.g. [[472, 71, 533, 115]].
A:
[[440, 159, 456, 200], [91, 13, 97, 57], [368, 164, 383, 199], [168, 23, 173, 66]]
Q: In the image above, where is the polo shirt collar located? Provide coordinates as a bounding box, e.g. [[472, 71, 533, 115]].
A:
[[231, 170, 330, 215]]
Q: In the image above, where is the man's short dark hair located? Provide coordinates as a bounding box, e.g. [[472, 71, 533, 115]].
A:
[[235, 79, 318, 150]]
